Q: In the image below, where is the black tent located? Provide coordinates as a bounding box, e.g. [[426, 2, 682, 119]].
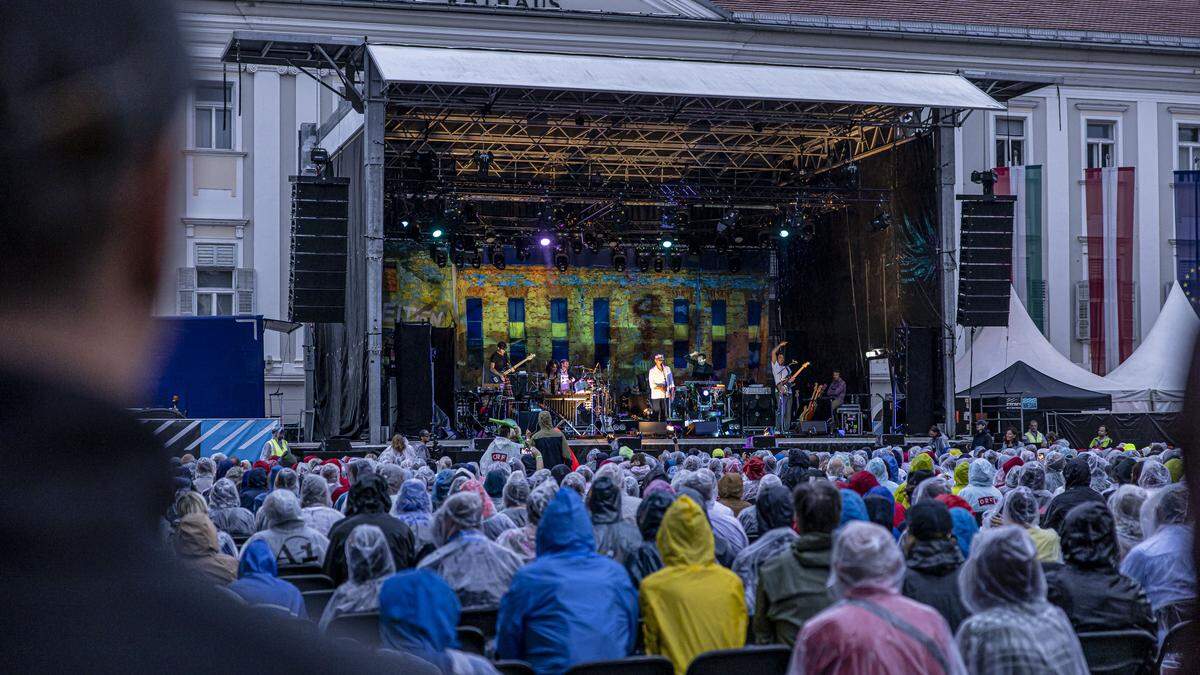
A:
[[959, 361, 1111, 410]]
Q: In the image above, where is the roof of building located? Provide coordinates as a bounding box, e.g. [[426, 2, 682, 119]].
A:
[[709, 0, 1199, 39]]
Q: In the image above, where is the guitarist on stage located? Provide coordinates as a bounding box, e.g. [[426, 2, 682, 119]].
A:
[[489, 342, 511, 384], [771, 342, 807, 433]]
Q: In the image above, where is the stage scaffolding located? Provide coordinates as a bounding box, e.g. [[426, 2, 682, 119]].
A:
[[221, 32, 1033, 442]]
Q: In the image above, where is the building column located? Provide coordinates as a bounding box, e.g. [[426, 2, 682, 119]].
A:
[[1136, 99, 1162, 338], [1043, 90, 1072, 356]]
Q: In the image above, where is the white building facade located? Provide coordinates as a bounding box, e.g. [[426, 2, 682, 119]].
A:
[[171, 0, 1200, 423]]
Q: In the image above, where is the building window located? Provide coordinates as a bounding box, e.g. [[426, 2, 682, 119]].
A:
[[193, 81, 233, 150], [673, 299, 689, 369], [747, 299, 762, 370], [195, 243, 236, 316], [466, 298, 483, 371], [507, 298, 526, 362], [711, 300, 727, 371], [593, 298, 610, 368], [994, 116, 1026, 167], [550, 298, 569, 363], [1180, 124, 1200, 171], [1086, 121, 1116, 169]]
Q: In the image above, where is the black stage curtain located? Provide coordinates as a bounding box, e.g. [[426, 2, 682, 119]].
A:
[[1051, 412, 1180, 448], [313, 133, 367, 440]]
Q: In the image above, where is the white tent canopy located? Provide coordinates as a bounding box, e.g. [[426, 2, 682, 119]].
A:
[[366, 45, 1004, 110], [1103, 282, 1199, 412], [956, 286, 1113, 395]]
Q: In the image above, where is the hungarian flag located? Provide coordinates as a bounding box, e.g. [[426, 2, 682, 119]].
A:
[[1084, 167, 1136, 375], [994, 166, 1045, 332]]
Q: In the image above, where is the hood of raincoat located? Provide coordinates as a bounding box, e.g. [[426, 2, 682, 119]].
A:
[[535, 487, 596, 557], [1060, 501, 1118, 568], [1063, 458, 1091, 488], [394, 478, 431, 514], [379, 570, 460, 669], [637, 491, 674, 541], [484, 469, 508, 498], [588, 475, 624, 525], [954, 462, 970, 490], [210, 478, 240, 509], [949, 507, 978, 558], [717, 473, 743, 500], [744, 457, 766, 481], [345, 524, 397, 584], [346, 474, 393, 516], [867, 457, 889, 484], [657, 495, 714, 567], [909, 453, 934, 473], [300, 474, 332, 508], [260, 489, 305, 529], [864, 495, 894, 533], [755, 484, 794, 532], [839, 489, 868, 526], [968, 458, 996, 487], [238, 538, 278, 577], [1018, 463, 1046, 491], [432, 469, 456, 508], [244, 467, 268, 490], [175, 513, 221, 557], [848, 470, 879, 496]]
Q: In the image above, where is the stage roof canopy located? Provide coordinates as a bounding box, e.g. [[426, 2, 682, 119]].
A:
[[365, 44, 1004, 110]]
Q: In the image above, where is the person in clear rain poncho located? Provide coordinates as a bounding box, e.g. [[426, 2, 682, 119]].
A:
[[956, 459, 1002, 517], [1137, 459, 1172, 492], [192, 456, 216, 496], [1042, 458, 1106, 535], [317, 524, 396, 630], [1107, 484, 1147, 561], [955, 526, 1089, 675], [418, 491, 523, 609], [455, 478, 518, 540], [999, 486, 1060, 562], [325, 473, 416, 585], [379, 570, 498, 675], [242, 489, 329, 568], [499, 473, 530, 528], [391, 478, 434, 549], [588, 474, 642, 565], [681, 469, 747, 558], [790, 521, 966, 675], [299, 473, 344, 537], [496, 480, 557, 563], [732, 483, 796, 615], [207, 477, 254, 538], [1120, 483, 1196, 638]]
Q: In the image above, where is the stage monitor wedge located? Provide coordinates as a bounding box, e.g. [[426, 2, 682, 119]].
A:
[[956, 195, 1015, 327], [289, 175, 349, 323]]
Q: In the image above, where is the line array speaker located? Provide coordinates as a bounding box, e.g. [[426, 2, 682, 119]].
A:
[[289, 175, 349, 323], [957, 196, 1015, 327]]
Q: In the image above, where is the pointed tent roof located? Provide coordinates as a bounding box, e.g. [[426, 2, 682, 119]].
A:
[[955, 285, 1113, 395], [960, 361, 1111, 409], [1103, 281, 1199, 410]]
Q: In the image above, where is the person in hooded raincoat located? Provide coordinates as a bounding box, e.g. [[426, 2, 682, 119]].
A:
[[678, 470, 747, 558], [901, 500, 967, 633], [496, 480, 557, 563], [955, 526, 1088, 675], [867, 457, 900, 494], [242, 489, 329, 568], [208, 477, 254, 537], [717, 473, 751, 516], [325, 474, 416, 585], [1042, 458, 1106, 535], [1000, 486, 1061, 563], [499, 474, 530, 528], [419, 491, 523, 609], [497, 488, 638, 675], [318, 524, 397, 630], [391, 478, 435, 550], [173, 512, 238, 585], [642, 495, 747, 674], [742, 456, 767, 502], [1044, 502, 1154, 634], [956, 459, 1002, 517], [299, 473, 344, 537], [951, 461, 970, 495], [379, 570, 499, 675], [240, 467, 269, 511], [228, 539, 306, 617], [1120, 483, 1196, 638], [625, 491, 673, 587], [754, 480, 839, 646], [1107, 484, 1147, 561], [732, 484, 796, 615], [588, 474, 642, 565], [790, 521, 967, 675]]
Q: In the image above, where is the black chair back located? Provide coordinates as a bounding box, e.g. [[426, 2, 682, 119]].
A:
[[1157, 619, 1198, 672], [278, 563, 324, 576], [685, 645, 790, 675], [459, 606, 499, 638], [565, 655, 675, 675], [456, 626, 487, 656], [301, 589, 335, 623], [282, 574, 335, 592], [1077, 629, 1157, 674], [326, 611, 381, 647], [494, 660, 536, 675]]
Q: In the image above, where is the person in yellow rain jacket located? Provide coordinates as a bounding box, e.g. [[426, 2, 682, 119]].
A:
[[640, 493, 747, 674], [953, 460, 970, 495]]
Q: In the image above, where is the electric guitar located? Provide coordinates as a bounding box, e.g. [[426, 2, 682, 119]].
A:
[[776, 361, 810, 394], [800, 382, 826, 422], [490, 353, 536, 384]]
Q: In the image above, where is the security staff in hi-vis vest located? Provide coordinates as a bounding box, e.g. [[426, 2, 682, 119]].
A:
[[262, 427, 288, 460]]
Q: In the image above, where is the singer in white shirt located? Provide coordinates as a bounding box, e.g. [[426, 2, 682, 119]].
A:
[[647, 353, 674, 422]]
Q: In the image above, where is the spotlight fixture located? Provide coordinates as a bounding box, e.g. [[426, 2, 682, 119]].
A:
[[868, 201, 893, 232], [661, 239, 673, 249], [400, 219, 410, 229], [611, 248, 627, 272], [429, 244, 447, 268], [451, 249, 466, 268], [516, 245, 532, 263], [636, 251, 652, 273], [539, 235, 552, 247], [489, 246, 506, 270], [431, 228, 444, 239], [653, 255, 664, 273], [718, 209, 738, 232], [571, 238, 584, 256], [669, 254, 683, 273], [554, 248, 569, 272], [473, 150, 494, 177], [779, 228, 790, 238], [468, 249, 483, 269], [728, 255, 742, 273]]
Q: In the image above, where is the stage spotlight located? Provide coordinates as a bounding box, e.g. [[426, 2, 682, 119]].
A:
[[468, 249, 483, 269], [636, 251, 652, 273], [718, 209, 738, 232], [669, 254, 683, 273], [429, 245, 447, 268], [571, 238, 584, 255], [868, 202, 893, 232], [431, 228, 444, 239], [661, 239, 673, 249], [451, 249, 465, 268], [539, 235, 552, 247], [516, 245, 532, 263], [653, 254, 664, 273], [473, 150, 494, 177], [728, 255, 742, 273], [612, 248, 627, 272], [554, 248, 570, 272], [489, 246, 506, 270], [779, 228, 790, 238]]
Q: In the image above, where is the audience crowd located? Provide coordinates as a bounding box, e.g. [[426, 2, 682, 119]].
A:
[[164, 432, 1195, 674]]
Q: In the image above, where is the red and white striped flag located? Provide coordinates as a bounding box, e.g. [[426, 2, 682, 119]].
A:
[[1084, 167, 1135, 375]]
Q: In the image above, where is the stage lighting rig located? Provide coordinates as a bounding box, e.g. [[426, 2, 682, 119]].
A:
[[868, 201, 893, 232], [429, 245, 447, 268], [611, 248, 627, 272], [489, 246, 506, 270], [653, 254, 664, 273], [554, 248, 570, 272], [669, 254, 683, 273], [473, 150, 494, 177], [717, 209, 738, 233]]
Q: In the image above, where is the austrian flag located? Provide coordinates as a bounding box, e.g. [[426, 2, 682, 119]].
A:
[[1084, 167, 1135, 375]]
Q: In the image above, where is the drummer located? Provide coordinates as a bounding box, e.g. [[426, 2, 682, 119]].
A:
[[556, 358, 574, 394], [686, 351, 715, 380]]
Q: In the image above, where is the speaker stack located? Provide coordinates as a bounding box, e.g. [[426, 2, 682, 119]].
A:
[[740, 384, 775, 431], [957, 195, 1015, 327], [289, 176, 349, 323], [893, 326, 936, 434]]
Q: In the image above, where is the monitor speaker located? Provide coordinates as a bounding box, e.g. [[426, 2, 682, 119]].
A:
[[957, 196, 1015, 327], [638, 422, 669, 437], [289, 176, 349, 323], [751, 435, 777, 449], [686, 420, 721, 436], [615, 437, 642, 450], [799, 421, 828, 435], [880, 433, 905, 446], [322, 437, 353, 455]]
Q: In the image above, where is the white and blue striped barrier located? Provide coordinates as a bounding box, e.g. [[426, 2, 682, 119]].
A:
[[140, 418, 280, 460]]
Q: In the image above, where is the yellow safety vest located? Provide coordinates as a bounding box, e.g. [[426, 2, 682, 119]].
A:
[[268, 438, 289, 457], [1022, 431, 1045, 446]]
